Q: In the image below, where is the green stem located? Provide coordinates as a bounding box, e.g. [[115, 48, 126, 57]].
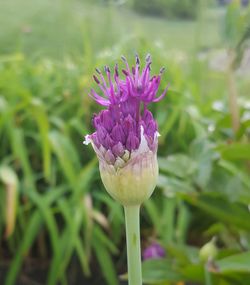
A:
[[124, 205, 142, 285], [204, 263, 213, 285]]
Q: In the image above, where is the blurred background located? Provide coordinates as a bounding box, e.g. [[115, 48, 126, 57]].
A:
[[0, 0, 250, 284]]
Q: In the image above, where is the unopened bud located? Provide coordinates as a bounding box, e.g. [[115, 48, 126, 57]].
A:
[[199, 237, 218, 263]]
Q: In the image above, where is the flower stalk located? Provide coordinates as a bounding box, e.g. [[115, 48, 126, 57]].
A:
[[124, 205, 142, 285]]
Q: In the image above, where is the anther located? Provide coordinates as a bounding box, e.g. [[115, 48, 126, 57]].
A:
[[146, 53, 151, 62], [95, 68, 101, 74], [135, 54, 140, 65], [104, 66, 110, 73], [160, 67, 165, 74], [122, 69, 129, 76], [115, 63, 119, 76], [93, 75, 100, 84], [121, 55, 127, 62]]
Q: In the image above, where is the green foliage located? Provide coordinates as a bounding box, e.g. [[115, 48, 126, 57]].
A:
[[132, 0, 199, 19], [222, 0, 247, 48], [0, 56, 120, 285], [0, 1, 250, 285]]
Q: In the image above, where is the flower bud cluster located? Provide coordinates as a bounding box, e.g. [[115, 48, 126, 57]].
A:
[[84, 55, 168, 205]]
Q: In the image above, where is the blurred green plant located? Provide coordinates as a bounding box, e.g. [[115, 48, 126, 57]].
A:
[[0, 2, 249, 284], [0, 55, 124, 285], [221, 0, 250, 133], [0, 46, 249, 284], [132, 0, 199, 19]]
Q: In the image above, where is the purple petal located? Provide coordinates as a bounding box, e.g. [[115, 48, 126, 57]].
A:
[[153, 84, 169, 102], [143, 242, 166, 260], [142, 109, 154, 124], [92, 114, 101, 129], [123, 114, 137, 136], [146, 120, 157, 138], [96, 125, 107, 142], [104, 149, 116, 164], [111, 124, 126, 144], [91, 133, 101, 148], [112, 142, 125, 157], [89, 90, 110, 106], [126, 131, 139, 151], [100, 110, 114, 132], [104, 133, 115, 149]]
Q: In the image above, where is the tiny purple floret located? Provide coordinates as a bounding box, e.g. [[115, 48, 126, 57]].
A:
[[85, 54, 168, 165], [143, 242, 166, 260]]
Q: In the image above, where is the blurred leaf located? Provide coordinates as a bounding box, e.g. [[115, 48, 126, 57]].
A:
[[30, 98, 51, 181], [26, 190, 59, 256], [158, 105, 180, 143], [166, 243, 200, 264], [180, 264, 204, 283], [47, 198, 86, 284], [144, 199, 162, 235], [5, 186, 69, 285], [190, 139, 214, 188], [218, 160, 250, 189], [213, 251, 250, 274], [93, 225, 119, 254], [158, 154, 197, 178], [8, 126, 35, 189], [74, 157, 97, 201], [93, 239, 118, 285], [59, 197, 91, 276], [223, 0, 245, 48], [218, 143, 250, 160], [5, 211, 42, 285], [183, 194, 250, 231], [49, 130, 80, 187], [157, 175, 194, 196], [142, 258, 183, 284], [0, 166, 18, 238]]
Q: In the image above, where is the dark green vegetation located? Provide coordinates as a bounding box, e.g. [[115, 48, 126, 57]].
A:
[[133, 0, 199, 19], [0, 0, 250, 284]]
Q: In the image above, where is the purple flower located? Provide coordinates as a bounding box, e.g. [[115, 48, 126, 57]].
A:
[[143, 242, 166, 260], [85, 55, 168, 164], [84, 55, 168, 205]]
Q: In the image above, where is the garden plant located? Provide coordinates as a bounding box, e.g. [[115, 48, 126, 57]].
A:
[[0, 0, 250, 285]]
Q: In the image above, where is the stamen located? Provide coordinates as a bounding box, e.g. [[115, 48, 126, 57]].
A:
[[104, 66, 110, 73], [105, 65, 115, 102], [153, 84, 170, 102], [121, 55, 127, 62], [160, 67, 165, 74], [146, 53, 151, 63], [135, 54, 140, 65], [114, 63, 119, 77], [122, 69, 129, 76], [121, 55, 130, 74], [93, 75, 100, 84], [95, 68, 101, 74]]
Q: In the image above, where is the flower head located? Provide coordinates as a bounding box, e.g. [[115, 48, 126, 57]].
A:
[[84, 54, 168, 205]]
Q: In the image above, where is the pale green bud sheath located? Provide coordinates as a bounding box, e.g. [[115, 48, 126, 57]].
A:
[[84, 54, 168, 285], [99, 129, 159, 207]]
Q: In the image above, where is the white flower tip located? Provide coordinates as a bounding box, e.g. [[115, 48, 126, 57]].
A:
[[136, 126, 149, 155], [83, 135, 92, 145]]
